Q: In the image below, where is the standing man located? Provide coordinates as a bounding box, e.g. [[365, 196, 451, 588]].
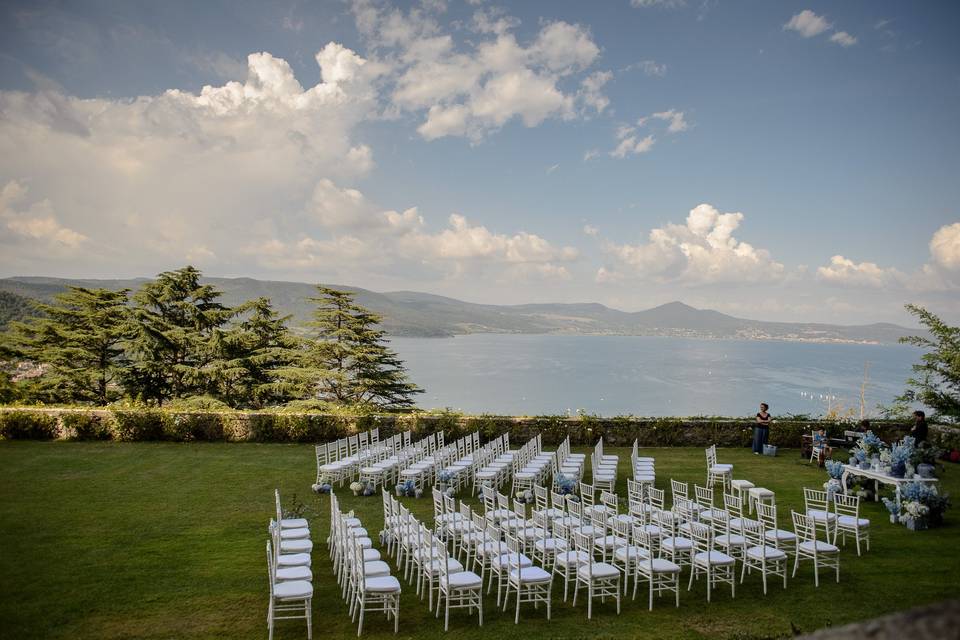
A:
[[910, 410, 928, 443], [753, 402, 771, 455]]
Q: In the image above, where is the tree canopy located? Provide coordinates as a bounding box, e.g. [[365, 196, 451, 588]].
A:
[[896, 304, 960, 422], [0, 268, 422, 411]]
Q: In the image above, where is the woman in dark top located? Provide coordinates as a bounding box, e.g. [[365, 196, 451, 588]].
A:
[[911, 410, 928, 443], [753, 402, 771, 454]]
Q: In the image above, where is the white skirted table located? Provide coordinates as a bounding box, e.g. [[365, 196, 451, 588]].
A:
[[840, 464, 939, 508]]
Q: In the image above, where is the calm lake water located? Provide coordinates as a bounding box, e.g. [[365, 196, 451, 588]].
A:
[[388, 334, 921, 417]]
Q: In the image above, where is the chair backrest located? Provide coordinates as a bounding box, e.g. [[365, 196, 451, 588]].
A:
[[359, 431, 369, 449], [460, 502, 473, 523], [567, 496, 584, 522], [647, 487, 665, 512], [792, 511, 816, 544], [579, 482, 596, 508], [554, 519, 571, 547], [349, 435, 359, 456], [653, 509, 675, 537], [756, 501, 778, 533], [443, 494, 457, 520], [694, 485, 714, 509], [534, 485, 549, 512], [551, 490, 566, 511], [833, 492, 860, 518], [274, 489, 283, 523], [711, 508, 735, 538], [497, 492, 510, 511], [482, 486, 496, 514], [504, 530, 523, 567], [265, 541, 276, 597], [670, 479, 688, 505], [632, 523, 656, 567], [371, 427, 380, 443], [512, 498, 527, 520], [706, 445, 717, 467], [432, 488, 444, 520], [612, 515, 631, 543], [688, 521, 713, 554], [572, 531, 594, 575], [723, 492, 744, 518], [804, 487, 829, 512], [675, 497, 698, 525], [601, 490, 618, 514]]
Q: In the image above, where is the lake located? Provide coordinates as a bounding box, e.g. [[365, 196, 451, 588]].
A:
[[388, 334, 921, 418]]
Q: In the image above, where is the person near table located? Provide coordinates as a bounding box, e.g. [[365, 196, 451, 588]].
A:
[[813, 426, 832, 465], [752, 402, 771, 455], [911, 410, 928, 443]]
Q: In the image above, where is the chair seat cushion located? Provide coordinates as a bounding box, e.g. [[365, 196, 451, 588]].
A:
[[365, 560, 392, 576], [731, 518, 761, 531], [274, 579, 313, 599], [493, 553, 532, 569], [746, 545, 787, 561], [555, 550, 591, 566], [579, 562, 619, 579], [279, 527, 310, 540], [534, 537, 568, 552], [764, 529, 796, 544], [799, 540, 839, 554], [749, 487, 775, 498], [424, 558, 465, 575], [647, 557, 681, 573], [806, 509, 837, 523], [275, 563, 312, 582], [694, 550, 735, 566], [510, 566, 553, 583], [277, 552, 311, 567], [660, 536, 693, 551], [365, 576, 402, 592], [479, 541, 510, 556], [837, 515, 870, 527], [280, 539, 313, 553], [280, 518, 309, 529], [443, 570, 483, 589], [362, 549, 382, 561], [614, 545, 649, 562], [730, 479, 754, 489], [711, 463, 733, 471], [715, 534, 746, 547], [595, 535, 627, 549]]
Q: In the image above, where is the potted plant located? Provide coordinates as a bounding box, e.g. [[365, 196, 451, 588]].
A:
[[910, 441, 942, 479]]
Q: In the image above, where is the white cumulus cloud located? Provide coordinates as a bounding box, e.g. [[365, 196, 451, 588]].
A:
[[600, 204, 785, 285], [784, 10, 831, 38], [830, 31, 858, 47], [816, 255, 905, 288]]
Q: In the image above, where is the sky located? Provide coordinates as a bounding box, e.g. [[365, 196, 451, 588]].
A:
[[0, 0, 958, 325]]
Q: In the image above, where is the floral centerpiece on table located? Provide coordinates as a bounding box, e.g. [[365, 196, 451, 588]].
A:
[[889, 436, 914, 478]]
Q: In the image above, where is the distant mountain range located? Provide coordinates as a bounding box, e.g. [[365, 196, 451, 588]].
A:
[[0, 275, 919, 344]]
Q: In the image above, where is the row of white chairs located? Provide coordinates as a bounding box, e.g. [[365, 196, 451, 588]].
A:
[[316, 429, 403, 486], [471, 434, 516, 495], [591, 437, 618, 492], [360, 431, 441, 491], [511, 435, 554, 495], [330, 491, 401, 636], [551, 436, 586, 489], [266, 490, 313, 639], [381, 491, 485, 629], [434, 432, 482, 494]]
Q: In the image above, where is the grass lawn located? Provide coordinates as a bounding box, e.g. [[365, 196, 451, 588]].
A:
[[0, 442, 957, 640]]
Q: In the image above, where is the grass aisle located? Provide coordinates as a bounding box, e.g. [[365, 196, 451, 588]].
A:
[[0, 442, 956, 639]]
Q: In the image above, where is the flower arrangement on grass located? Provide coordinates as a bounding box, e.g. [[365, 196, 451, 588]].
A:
[[394, 479, 422, 498], [514, 489, 534, 504], [881, 497, 900, 523], [312, 473, 333, 494], [555, 473, 577, 495], [886, 481, 952, 530]]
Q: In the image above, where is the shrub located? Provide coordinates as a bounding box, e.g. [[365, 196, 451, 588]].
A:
[[0, 411, 58, 440], [162, 412, 224, 441], [61, 412, 113, 441], [110, 410, 166, 441]]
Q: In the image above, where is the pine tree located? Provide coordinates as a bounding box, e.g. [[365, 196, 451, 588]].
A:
[[3, 287, 131, 404], [279, 287, 422, 409], [123, 266, 236, 404], [210, 297, 300, 408]]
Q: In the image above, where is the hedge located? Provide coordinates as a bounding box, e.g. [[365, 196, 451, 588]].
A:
[[0, 407, 948, 450]]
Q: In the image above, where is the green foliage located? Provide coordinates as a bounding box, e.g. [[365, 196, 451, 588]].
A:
[[123, 266, 236, 404], [109, 409, 166, 441], [897, 304, 960, 422], [0, 411, 58, 439], [275, 287, 422, 410], [3, 287, 131, 405], [60, 412, 113, 441], [0, 290, 35, 330], [162, 413, 224, 442]]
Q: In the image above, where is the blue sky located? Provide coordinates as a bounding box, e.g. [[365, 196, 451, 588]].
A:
[[0, 0, 958, 324]]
